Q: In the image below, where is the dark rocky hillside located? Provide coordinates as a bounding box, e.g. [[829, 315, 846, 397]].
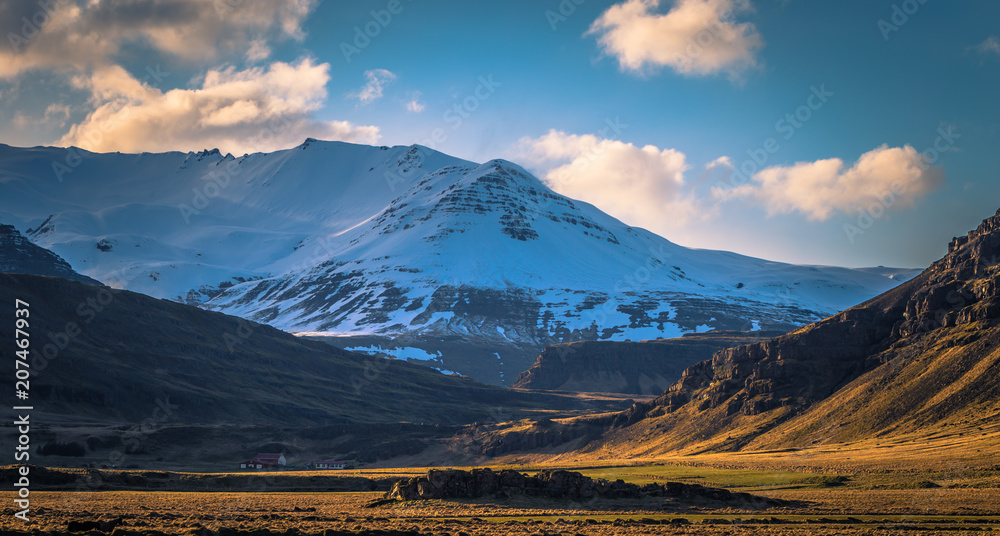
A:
[[0, 273, 612, 426], [0, 273, 631, 468], [513, 331, 784, 395], [596, 207, 1000, 454], [0, 224, 100, 284]]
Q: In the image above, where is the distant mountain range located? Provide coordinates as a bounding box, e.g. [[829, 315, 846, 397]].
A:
[[0, 141, 920, 384]]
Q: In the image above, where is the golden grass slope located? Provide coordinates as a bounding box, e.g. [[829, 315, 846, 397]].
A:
[[567, 208, 1000, 464]]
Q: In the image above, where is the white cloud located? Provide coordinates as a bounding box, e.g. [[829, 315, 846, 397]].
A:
[[587, 0, 763, 78], [0, 0, 316, 79], [405, 92, 426, 113], [57, 58, 380, 154], [705, 155, 732, 170], [0, 1, 382, 156], [245, 39, 272, 63], [516, 130, 705, 230], [976, 36, 1000, 56], [714, 145, 945, 221], [350, 69, 396, 105], [43, 103, 71, 127]]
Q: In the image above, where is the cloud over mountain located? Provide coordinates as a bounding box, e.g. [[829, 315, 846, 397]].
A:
[[58, 59, 379, 154], [713, 144, 945, 221], [516, 129, 703, 232], [588, 0, 763, 78], [2, 0, 378, 154]]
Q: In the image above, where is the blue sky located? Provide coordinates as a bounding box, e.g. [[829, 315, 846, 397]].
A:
[[1, 0, 998, 268]]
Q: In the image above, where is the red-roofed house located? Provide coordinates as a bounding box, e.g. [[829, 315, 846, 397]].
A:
[[239, 453, 286, 470]]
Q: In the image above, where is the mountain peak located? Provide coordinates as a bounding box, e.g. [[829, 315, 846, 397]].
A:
[[482, 157, 524, 171], [298, 137, 325, 150], [462, 158, 550, 192], [946, 207, 1000, 259]]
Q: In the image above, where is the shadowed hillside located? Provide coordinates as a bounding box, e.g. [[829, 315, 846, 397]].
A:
[[0, 224, 100, 285], [0, 273, 632, 426], [0, 273, 635, 468]]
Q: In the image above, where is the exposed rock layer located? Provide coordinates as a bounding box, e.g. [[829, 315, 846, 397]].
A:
[[514, 331, 785, 395]]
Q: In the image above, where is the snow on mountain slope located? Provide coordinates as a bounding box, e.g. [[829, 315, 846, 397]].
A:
[[0, 141, 465, 299], [0, 140, 920, 384], [208, 157, 908, 334]]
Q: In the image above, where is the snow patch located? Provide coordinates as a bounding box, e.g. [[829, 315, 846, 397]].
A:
[[345, 345, 442, 362]]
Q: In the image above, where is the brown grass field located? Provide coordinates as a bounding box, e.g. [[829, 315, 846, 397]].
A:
[[4, 440, 999, 536], [3, 487, 999, 535]]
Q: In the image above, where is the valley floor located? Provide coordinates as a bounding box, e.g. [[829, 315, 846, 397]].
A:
[[4, 455, 998, 535]]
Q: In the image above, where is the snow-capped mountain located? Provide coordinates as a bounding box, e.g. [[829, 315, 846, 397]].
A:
[[0, 140, 919, 384]]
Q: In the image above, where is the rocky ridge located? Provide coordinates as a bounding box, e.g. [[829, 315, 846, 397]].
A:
[[600, 207, 1000, 453]]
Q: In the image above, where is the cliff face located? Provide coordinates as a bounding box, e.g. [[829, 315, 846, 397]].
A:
[[651, 307, 902, 419], [513, 331, 784, 395], [600, 208, 1000, 454]]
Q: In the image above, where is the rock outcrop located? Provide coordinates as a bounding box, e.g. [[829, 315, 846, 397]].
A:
[[383, 468, 780, 506]]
